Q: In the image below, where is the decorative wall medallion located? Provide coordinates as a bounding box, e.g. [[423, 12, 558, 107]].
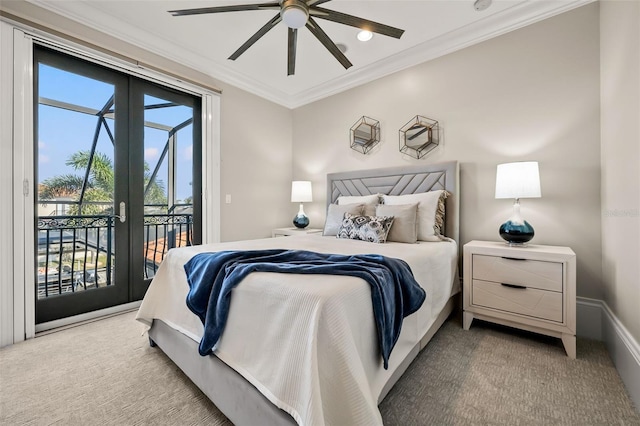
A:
[[350, 116, 380, 154], [399, 115, 439, 159]]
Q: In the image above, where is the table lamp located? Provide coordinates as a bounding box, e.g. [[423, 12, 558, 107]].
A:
[[291, 180, 312, 228], [495, 161, 541, 245]]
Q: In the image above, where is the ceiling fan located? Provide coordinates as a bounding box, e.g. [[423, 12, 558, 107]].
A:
[[169, 0, 405, 76]]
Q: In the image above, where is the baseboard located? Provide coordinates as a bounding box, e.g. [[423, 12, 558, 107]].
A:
[[576, 297, 604, 340], [577, 297, 640, 409], [602, 301, 640, 409]]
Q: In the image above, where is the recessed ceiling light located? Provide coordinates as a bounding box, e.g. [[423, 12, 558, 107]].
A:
[[336, 43, 348, 53], [474, 0, 492, 11], [357, 30, 373, 42]]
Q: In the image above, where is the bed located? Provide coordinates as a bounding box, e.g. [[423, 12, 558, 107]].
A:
[[136, 161, 460, 425]]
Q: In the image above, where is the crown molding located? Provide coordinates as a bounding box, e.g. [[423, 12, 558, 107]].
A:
[[23, 0, 595, 110], [287, 0, 596, 108], [24, 0, 296, 106]]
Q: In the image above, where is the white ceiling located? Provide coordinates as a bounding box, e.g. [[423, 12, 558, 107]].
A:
[[27, 0, 592, 108]]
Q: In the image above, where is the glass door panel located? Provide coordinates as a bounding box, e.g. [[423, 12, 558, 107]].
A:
[[141, 94, 194, 281], [34, 47, 129, 323]]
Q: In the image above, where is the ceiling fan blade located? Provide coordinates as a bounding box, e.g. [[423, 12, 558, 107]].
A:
[[229, 14, 282, 61], [306, 0, 332, 6], [310, 7, 404, 39], [288, 28, 297, 76], [306, 17, 352, 70], [169, 2, 280, 16]]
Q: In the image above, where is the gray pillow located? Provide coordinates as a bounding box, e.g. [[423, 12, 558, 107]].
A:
[[376, 203, 419, 243], [323, 203, 365, 236], [337, 194, 380, 216]]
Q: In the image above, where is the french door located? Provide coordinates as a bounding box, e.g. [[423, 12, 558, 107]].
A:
[[34, 46, 201, 323]]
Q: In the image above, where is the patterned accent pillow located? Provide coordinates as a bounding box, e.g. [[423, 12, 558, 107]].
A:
[[336, 213, 395, 243], [434, 191, 447, 237]]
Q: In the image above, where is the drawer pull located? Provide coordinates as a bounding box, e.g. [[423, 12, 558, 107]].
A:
[[501, 283, 527, 290], [501, 256, 526, 261]]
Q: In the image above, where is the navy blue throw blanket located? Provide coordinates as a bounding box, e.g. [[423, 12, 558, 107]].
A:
[[183, 249, 426, 369]]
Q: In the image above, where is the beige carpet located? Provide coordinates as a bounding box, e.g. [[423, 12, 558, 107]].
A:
[[0, 311, 638, 425]]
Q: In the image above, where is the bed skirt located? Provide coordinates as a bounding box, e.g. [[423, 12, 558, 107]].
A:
[[148, 294, 459, 425]]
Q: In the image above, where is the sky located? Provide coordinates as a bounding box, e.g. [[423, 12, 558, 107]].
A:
[[37, 63, 194, 204]]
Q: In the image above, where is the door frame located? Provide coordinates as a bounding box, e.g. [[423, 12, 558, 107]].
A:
[[7, 25, 220, 339]]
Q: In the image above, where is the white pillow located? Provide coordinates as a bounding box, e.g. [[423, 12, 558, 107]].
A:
[[376, 203, 418, 244], [382, 190, 447, 241], [323, 203, 365, 236], [337, 194, 380, 216]]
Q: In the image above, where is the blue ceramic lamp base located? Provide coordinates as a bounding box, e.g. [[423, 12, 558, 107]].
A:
[[293, 203, 309, 229], [499, 220, 534, 245], [499, 199, 534, 246], [293, 214, 309, 229]]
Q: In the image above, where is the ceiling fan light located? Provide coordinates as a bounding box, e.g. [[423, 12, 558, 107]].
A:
[[281, 2, 309, 29], [357, 30, 373, 42]]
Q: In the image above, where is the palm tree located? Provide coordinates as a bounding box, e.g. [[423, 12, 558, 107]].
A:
[[39, 150, 167, 216]]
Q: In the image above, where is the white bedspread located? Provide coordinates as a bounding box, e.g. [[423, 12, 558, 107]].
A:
[[136, 235, 458, 426]]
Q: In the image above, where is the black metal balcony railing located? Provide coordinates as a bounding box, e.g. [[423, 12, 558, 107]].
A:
[[143, 213, 193, 279], [37, 213, 192, 299]]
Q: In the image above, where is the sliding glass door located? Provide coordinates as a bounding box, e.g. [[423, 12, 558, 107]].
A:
[[34, 46, 201, 323]]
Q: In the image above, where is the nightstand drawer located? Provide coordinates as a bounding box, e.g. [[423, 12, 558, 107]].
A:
[[472, 279, 563, 322], [472, 254, 563, 292]]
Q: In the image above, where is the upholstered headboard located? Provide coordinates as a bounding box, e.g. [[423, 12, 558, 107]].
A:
[[326, 161, 459, 243]]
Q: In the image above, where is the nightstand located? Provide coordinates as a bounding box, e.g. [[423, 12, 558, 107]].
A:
[[272, 227, 323, 237], [463, 240, 577, 358]]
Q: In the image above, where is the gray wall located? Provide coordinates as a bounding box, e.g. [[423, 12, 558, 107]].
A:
[[600, 0, 640, 342], [218, 83, 292, 241], [292, 4, 603, 300]]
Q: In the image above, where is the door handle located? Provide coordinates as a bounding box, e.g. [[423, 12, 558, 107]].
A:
[[114, 201, 126, 223]]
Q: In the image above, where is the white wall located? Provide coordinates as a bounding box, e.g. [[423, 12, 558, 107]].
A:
[[293, 4, 603, 300], [600, 0, 640, 343]]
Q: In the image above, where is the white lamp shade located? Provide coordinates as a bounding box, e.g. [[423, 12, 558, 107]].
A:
[[291, 181, 313, 203], [495, 161, 541, 199]]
